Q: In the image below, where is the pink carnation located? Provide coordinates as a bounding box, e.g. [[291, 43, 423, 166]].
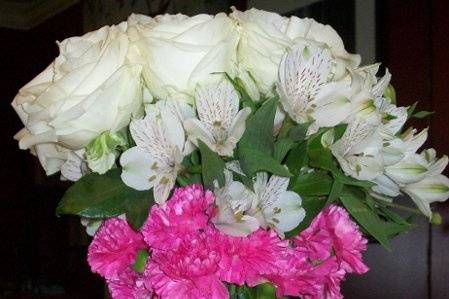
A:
[[216, 229, 288, 286], [266, 250, 322, 298], [107, 268, 152, 299], [306, 257, 346, 299], [146, 233, 228, 299], [141, 184, 215, 250], [295, 205, 369, 274], [88, 218, 146, 279]]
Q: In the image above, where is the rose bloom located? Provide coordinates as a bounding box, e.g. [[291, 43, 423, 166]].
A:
[[126, 12, 239, 104], [12, 22, 144, 176]]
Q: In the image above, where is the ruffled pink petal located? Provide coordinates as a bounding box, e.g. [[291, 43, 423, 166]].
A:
[[107, 267, 152, 299], [146, 232, 227, 299], [141, 184, 215, 250], [88, 218, 146, 279], [216, 229, 288, 286]]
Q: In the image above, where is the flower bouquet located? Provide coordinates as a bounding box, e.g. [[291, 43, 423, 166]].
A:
[[11, 7, 449, 299]]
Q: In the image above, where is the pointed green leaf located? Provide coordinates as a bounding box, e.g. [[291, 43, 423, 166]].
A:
[[412, 110, 434, 119], [239, 97, 278, 155], [289, 172, 333, 196], [328, 179, 343, 203], [239, 147, 292, 177], [285, 141, 308, 176], [224, 73, 258, 112], [274, 138, 296, 162], [57, 168, 153, 220], [198, 140, 225, 190], [125, 189, 154, 230], [288, 122, 312, 142], [340, 186, 392, 250], [407, 102, 418, 118]]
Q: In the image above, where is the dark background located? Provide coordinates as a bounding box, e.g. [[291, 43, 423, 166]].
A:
[[0, 0, 448, 298]]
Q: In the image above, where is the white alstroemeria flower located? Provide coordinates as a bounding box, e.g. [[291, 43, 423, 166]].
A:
[[370, 69, 407, 136], [385, 153, 429, 185], [376, 98, 408, 137], [277, 43, 352, 132], [331, 118, 383, 180], [250, 172, 305, 236], [120, 100, 190, 204], [212, 170, 259, 237], [382, 128, 428, 166], [184, 81, 251, 156], [403, 174, 449, 218], [422, 149, 449, 175], [349, 90, 380, 125], [401, 149, 449, 217]]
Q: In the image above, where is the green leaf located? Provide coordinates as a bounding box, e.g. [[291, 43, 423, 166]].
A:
[[307, 131, 337, 172], [239, 97, 277, 155], [133, 249, 149, 273], [224, 73, 258, 112], [407, 101, 418, 118], [285, 141, 308, 176], [274, 138, 296, 162], [333, 123, 348, 141], [176, 173, 202, 186], [277, 116, 295, 139], [227, 284, 280, 299], [289, 171, 333, 196], [328, 179, 343, 203], [125, 189, 154, 230], [288, 122, 312, 142], [332, 169, 375, 188], [412, 110, 434, 119], [57, 168, 153, 221], [198, 140, 225, 189], [238, 98, 291, 177], [190, 150, 201, 165], [254, 283, 278, 299], [285, 195, 327, 238], [340, 186, 392, 250], [239, 147, 292, 177]]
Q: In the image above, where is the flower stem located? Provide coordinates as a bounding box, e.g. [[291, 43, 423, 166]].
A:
[[374, 199, 422, 215]]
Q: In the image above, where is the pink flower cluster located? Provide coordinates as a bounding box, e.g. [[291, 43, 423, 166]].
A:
[[87, 184, 369, 299]]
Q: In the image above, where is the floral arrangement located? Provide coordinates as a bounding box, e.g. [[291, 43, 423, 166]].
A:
[[11, 8, 449, 299]]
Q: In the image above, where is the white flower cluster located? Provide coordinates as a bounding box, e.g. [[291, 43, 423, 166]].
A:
[[12, 8, 449, 233]]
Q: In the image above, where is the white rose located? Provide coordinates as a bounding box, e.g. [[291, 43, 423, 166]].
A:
[[231, 8, 360, 96], [12, 23, 144, 176], [127, 12, 239, 103]]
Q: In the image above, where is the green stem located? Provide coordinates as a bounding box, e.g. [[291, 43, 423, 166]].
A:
[[374, 199, 423, 215]]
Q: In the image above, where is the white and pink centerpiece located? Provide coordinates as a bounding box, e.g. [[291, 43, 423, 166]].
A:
[[11, 8, 449, 299]]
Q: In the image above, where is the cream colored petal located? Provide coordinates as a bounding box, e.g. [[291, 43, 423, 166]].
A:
[[120, 147, 156, 191]]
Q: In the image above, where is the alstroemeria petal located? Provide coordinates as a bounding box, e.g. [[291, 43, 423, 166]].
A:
[[120, 147, 156, 191], [403, 175, 449, 217], [372, 174, 401, 197], [385, 154, 428, 185], [213, 214, 260, 237], [312, 81, 352, 127], [265, 190, 305, 234], [278, 43, 332, 124], [184, 118, 216, 149]]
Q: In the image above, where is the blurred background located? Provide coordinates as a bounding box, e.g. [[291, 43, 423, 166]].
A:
[[0, 0, 448, 298]]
